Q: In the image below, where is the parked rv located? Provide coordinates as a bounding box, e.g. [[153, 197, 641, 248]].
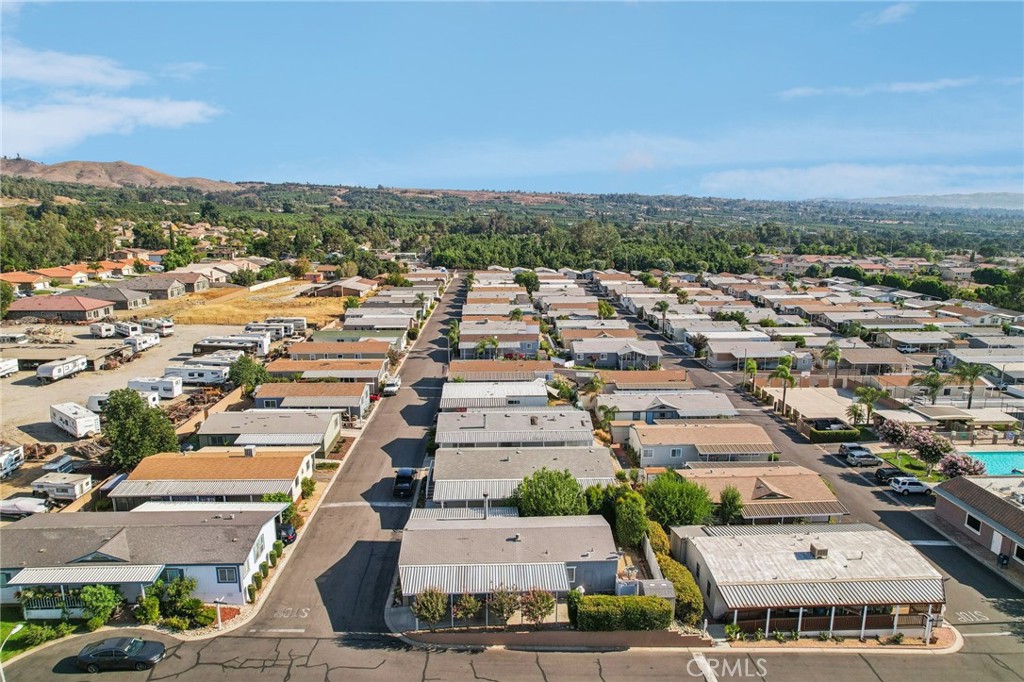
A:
[[0, 332, 29, 345], [140, 318, 175, 336], [50, 402, 102, 438], [164, 364, 229, 385], [244, 322, 294, 341], [0, 358, 19, 378], [87, 390, 160, 413], [36, 355, 88, 383], [266, 316, 307, 333], [182, 350, 244, 368], [0, 444, 25, 480], [90, 323, 116, 338], [124, 333, 161, 353], [114, 321, 143, 338], [127, 377, 183, 399]]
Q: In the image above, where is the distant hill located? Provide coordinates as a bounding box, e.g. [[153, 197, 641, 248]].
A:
[[845, 192, 1023, 211], [1, 158, 237, 193]]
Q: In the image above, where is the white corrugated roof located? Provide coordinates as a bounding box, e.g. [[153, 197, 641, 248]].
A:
[[110, 479, 292, 498], [399, 562, 570, 596], [9, 564, 164, 586]]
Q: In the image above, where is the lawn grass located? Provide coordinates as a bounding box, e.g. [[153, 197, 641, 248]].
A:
[[877, 451, 945, 483], [0, 606, 30, 663]]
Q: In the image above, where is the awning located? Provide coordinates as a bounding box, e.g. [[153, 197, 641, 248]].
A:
[[695, 443, 778, 456], [400, 562, 570, 596], [9, 565, 164, 586], [719, 578, 945, 610], [742, 500, 850, 520]]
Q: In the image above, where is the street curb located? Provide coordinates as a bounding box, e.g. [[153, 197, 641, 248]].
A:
[[717, 625, 963, 655]]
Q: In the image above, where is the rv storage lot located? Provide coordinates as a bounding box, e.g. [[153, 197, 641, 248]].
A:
[[0, 324, 238, 445]]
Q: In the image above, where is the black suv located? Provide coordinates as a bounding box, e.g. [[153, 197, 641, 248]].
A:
[[393, 468, 416, 498], [874, 466, 903, 484]]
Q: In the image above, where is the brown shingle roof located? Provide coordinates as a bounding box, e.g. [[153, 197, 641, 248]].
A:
[[935, 476, 1024, 538], [127, 448, 312, 481], [287, 341, 391, 355], [253, 383, 368, 398], [266, 358, 386, 372], [448, 359, 554, 374], [631, 422, 775, 447]]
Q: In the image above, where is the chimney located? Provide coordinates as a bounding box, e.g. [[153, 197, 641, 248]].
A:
[[243, 445, 256, 458]]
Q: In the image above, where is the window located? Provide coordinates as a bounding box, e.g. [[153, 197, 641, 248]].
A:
[[0, 572, 10, 588], [252, 533, 266, 564], [1015, 544, 1024, 564], [965, 513, 982, 534], [508, 399, 521, 406], [263, 400, 278, 408], [642, 449, 653, 459], [694, 563, 700, 580], [670, 448, 683, 458], [706, 580, 711, 597], [216, 567, 238, 583], [633, 412, 642, 420], [599, 353, 608, 360], [566, 566, 576, 584], [161, 568, 184, 582]]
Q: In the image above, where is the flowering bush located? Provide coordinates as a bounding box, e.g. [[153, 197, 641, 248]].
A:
[[910, 430, 955, 474], [937, 453, 987, 478]]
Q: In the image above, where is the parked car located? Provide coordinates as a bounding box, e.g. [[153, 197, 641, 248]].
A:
[[874, 466, 904, 484], [278, 523, 297, 545], [382, 375, 402, 396], [392, 468, 416, 498], [77, 637, 165, 673], [890, 477, 932, 496], [838, 443, 871, 456], [896, 345, 921, 354], [846, 451, 882, 467]]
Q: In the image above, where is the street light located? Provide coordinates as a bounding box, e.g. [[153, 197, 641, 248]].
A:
[[0, 623, 25, 682]]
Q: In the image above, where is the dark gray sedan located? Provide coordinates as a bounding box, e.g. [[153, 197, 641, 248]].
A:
[[76, 637, 165, 673]]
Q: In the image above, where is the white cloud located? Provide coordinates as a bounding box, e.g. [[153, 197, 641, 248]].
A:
[[857, 2, 916, 27], [2, 41, 146, 89], [1, 95, 221, 156], [160, 61, 209, 80], [779, 77, 978, 100], [698, 163, 1022, 200]]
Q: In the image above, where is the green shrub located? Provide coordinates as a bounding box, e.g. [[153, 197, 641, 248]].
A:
[[269, 552, 278, 568], [253, 573, 263, 590], [85, 617, 105, 632], [161, 617, 190, 631], [174, 597, 204, 621], [134, 596, 161, 624], [832, 634, 845, 643], [887, 632, 905, 645], [808, 428, 861, 443], [300, 477, 315, 499], [247, 584, 257, 603], [80, 584, 123, 623], [193, 607, 217, 628], [773, 629, 786, 642], [54, 622, 75, 638], [615, 470, 628, 482], [407, 328, 419, 341], [316, 461, 340, 470], [655, 554, 704, 625], [789, 629, 799, 641], [566, 589, 583, 627], [724, 624, 744, 641], [273, 540, 285, 557], [22, 625, 57, 647], [260, 561, 269, 578], [646, 520, 670, 555], [753, 628, 765, 641], [93, 497, 113, 511], [817, 630, 831, 642], [576, 595, 673, 631]]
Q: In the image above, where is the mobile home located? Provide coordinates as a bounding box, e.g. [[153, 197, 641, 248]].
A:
[[183, 350, 244, 368], [266, 316, 307, 334], [164, 364, 229, 385], [244, 322, 294, 341], [86, 391, 160, 413], [0, 444, 25, 480], [127, 376, 183, 399], [50, 403, 102, 439], [36, 356, 88, 383], [31, 472, 93, 501], [0, 358, 18, 378], [113, 321, 142, 338], [89, 323, 116, 338], [0, 332, 29, 345], [140, 318, 175, 336], [123, 333, 161, 353]]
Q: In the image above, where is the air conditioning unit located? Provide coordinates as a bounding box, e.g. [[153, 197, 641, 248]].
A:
[[810, 543, 829, 559]]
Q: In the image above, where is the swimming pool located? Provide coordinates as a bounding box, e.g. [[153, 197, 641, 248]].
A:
[[964, 451, 1024, 476]]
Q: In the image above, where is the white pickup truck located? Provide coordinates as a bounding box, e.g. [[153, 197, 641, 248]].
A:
[[382, 375, 402, 396]]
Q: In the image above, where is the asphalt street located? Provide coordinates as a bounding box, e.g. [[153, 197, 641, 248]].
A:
[[6, 277, 1023, 682]]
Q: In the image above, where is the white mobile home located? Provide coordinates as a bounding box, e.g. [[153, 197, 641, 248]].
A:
[[50, 403, 102, 438], [89, 323, 116, 338], [164, 364, 229, 385], [140, 318, 175, 336], [244, 322, 294, 341], [113, 321, 142, 337], [124, 333, 161, 353], [266, 316, 307, 333], [86, 391, 159, 413], [31, 473, 93, 502]]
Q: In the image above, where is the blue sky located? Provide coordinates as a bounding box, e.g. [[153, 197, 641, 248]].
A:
[[2, 1, 1022, 199]]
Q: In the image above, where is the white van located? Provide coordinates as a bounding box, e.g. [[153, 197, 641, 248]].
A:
[[90, 323, 116, 338], [127, 376, 184, 399], [114, 321, 142, 338], [50, 403, 102, 438]]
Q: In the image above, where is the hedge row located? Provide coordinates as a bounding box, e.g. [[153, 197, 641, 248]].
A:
[[655, 553, 704, 626], [808, 428, 861, 443], [576, 595, 673, 631]]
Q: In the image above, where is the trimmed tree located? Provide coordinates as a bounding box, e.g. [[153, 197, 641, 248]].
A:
[[911, 430, 955, 475], [513, 468, 586, 517], [821, 340, 842, 379], [949, 362, 987, 409], [717, 485, 744, 525], [453, 593, 482, 627], [228, 356, 270, 393], [80, 584, 123, 624], [877, 418, 915, 464], [642, 473, 714, 527], [909, 368, 948, 405], [101, 389, 179, 471], [614, 491, 648, 549], [488, 586, 520, 629], [519, 589, 555, 628], [513, 270, 540, 296], [411, 588, 448, 630], [938, 453, 987, 478]]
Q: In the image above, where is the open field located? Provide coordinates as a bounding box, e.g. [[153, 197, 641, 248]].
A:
[[115, 280, 348, 327]]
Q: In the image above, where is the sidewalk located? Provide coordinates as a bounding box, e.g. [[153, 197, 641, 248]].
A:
[[915, 509, 1024, 592]]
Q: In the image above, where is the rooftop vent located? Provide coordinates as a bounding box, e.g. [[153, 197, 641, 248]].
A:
[[513, 533, 521, 542], [243, 445, 257, 458], [810, 543, 828, 559]]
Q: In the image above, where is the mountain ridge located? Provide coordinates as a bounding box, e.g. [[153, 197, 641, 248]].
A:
[[1, 158, 238, 193]]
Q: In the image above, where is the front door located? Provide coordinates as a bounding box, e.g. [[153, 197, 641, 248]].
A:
[[991, 530, 1003, 554]]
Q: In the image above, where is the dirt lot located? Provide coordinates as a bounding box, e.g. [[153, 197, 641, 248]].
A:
[[0, 323, 241, 447], [120, 280, 348, 327]]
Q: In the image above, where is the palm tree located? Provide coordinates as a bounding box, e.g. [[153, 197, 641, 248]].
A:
[[690, 333, 709, 358], [949, 362, 987, 409], [845, 403, 865, 426], [821, 340, 842, 379], [415, 292, 427, 317], [853, 386, 889, 423], [768, 364, 796, 415], [508, 308, 524, 322], [584, 374, 605, 395], [676, 290, 690, 305], [744, 357, 758, 391], [474, 335, 499, 359], [596, 405, 617, 432], [653, 300, 670, 333], [909, 368, 948, 405], [447, 320, 460, 362]]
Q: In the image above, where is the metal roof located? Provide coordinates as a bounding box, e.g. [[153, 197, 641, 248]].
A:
[[131, 501, 289, 514], [110, 479, 292, 498], [718, 579, 945, 610], [436, 430, 594, 446], [399, 562, 570, 596], [741, 500, 850, 519], [433, 477, 614, 503], [699, 522, 877, 537], [695, 443, 779, 456], [232, 433, 324, 446], [9, 565, 164, 586], [408, 507, 520, 520]]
